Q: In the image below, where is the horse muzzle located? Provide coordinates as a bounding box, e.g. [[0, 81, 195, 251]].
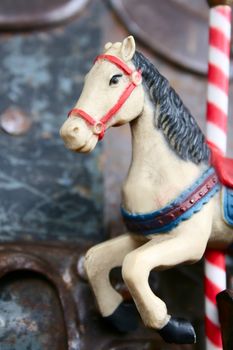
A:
[[60, 117, 98, 152]]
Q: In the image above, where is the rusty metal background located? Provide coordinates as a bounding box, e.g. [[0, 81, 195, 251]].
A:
[[0, 0, 89, 30], [0, 3, 103, 243], [109, 0, 233, 75]]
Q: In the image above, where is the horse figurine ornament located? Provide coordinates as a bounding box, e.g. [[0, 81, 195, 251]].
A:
[[60, 36, 233, 345]]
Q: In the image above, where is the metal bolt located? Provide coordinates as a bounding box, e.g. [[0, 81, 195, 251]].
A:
[[0, 107, 32, 136]]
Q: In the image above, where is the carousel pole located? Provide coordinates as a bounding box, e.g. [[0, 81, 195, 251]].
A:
[[205, 1, 232, 349]]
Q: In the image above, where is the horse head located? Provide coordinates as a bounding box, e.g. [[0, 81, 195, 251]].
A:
[[60, 36, 144, 153]]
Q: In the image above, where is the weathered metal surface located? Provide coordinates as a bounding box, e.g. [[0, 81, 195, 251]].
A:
[[0, 244, 80, 350], [0, 0, 89, 31], [109, 0, 233, 75], [0, 271, 67, 350], [0, 1, 104, 243]]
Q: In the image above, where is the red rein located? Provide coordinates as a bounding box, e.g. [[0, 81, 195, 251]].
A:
[[67, 54, 142, 140]]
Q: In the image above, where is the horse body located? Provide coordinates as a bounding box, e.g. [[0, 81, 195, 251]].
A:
[[122, 96, 232, 248], [122, 97, 203, 215], [211, 194, 233, 248], [60, 36, 233, 344]]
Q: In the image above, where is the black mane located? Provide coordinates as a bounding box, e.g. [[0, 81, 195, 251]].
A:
[[132, 51, 210, 164]]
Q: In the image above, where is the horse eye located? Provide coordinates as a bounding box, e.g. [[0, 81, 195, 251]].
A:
[[109, 74, 122, 86]]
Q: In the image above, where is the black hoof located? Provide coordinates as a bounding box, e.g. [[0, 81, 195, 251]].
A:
[[158, 317, 196, 344], [104, 302, 139, 333]]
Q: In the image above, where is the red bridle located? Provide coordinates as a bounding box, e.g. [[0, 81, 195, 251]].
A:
[[67, 54, 142, 140]]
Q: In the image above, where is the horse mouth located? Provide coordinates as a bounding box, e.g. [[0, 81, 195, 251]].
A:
[[72, 134, 97, 153]]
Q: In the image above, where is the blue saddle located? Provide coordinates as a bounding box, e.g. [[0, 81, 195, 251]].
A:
[[122, 167, 220, 235], [222, 187, 233, 227]]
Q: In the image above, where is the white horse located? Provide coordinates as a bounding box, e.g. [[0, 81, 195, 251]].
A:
[[60, 36, 233, 344]]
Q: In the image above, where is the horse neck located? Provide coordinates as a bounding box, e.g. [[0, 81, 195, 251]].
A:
[[123, 96, 206, 212]]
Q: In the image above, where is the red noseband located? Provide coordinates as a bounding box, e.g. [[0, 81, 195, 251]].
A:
[[67, 54, 142, 141]]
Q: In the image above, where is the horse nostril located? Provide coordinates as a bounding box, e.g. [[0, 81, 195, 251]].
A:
[[73, 127, 79, 134]]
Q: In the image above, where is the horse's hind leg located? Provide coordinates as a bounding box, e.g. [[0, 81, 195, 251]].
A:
[[122, 213, 212, 344], [84, 233, 142, 332]]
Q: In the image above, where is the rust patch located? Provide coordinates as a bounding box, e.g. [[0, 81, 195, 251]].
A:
[[0, 107, 32, 136]]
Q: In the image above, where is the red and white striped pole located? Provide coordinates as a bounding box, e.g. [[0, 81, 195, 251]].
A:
[[205, 1, 232, 349]]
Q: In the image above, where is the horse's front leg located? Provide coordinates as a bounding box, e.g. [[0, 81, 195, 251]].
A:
[[122, 205, 213, 344], [84, 233, 142, 332]]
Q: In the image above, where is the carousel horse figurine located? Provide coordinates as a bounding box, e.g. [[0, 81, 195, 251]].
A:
[[60, 36, 233, 344]]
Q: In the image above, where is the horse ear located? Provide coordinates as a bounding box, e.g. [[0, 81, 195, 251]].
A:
[[121, 36, 136, 61], [104, 42, 112, 51]]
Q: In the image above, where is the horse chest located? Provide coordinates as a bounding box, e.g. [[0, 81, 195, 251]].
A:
[[122, 177, 176, 213]]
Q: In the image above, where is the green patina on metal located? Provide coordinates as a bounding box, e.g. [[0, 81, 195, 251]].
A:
[[0, 4, 104, 347], [0, 2, 104, 243], [0, 271, 67, 350]]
